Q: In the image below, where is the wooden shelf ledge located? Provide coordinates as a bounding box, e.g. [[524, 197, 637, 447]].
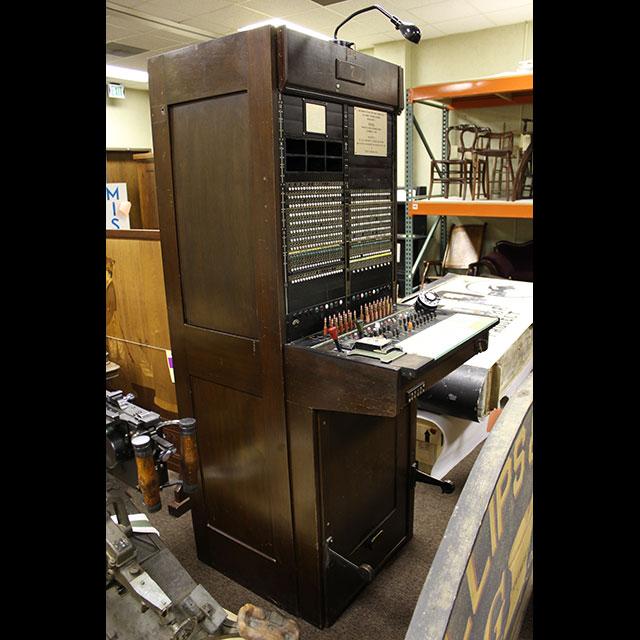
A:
[[106, 229, 161, 240]]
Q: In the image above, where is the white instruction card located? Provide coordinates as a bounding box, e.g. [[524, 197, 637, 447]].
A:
[[354, 107, 387, 157], [305, 102, 326, 135]]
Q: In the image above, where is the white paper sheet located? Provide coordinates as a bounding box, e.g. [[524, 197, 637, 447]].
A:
[[110, 513, 160, 536], [407, 275, 533, 370]]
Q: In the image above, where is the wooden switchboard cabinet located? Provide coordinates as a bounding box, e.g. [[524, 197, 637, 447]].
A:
[[149, 26, 495, 627]]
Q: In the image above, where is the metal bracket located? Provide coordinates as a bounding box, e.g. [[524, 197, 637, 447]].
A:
[[411, 461, 455, 494]]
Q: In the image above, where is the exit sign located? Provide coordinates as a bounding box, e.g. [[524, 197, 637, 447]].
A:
[[107, 83, 126, 99]]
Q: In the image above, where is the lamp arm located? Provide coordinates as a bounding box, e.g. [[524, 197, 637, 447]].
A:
[[333, 4, 398, 41]]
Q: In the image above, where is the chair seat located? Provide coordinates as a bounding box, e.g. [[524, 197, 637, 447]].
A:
[[475, 241, 532, 282], [433, 159, 471, 166]]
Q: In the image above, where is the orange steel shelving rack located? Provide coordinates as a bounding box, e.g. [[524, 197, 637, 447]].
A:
[[402, 72, 533, 295]]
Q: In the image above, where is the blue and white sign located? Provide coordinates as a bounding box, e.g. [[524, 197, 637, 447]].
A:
[[106, 183, 131, 230]]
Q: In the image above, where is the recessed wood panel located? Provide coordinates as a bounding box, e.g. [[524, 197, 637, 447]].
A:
[[190, 376, 274, 557], [319, 411, 397, 555], [169, 92, 259, 338]]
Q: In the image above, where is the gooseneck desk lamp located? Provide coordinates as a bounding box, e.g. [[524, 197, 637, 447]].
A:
[[332, 4, 422, 48]]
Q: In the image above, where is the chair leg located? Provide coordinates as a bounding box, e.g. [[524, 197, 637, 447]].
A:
[[477, 161, 484, 199], [461, 164, 467, 200], [474, 159, 482, 200], [508, 156, 515, 200]]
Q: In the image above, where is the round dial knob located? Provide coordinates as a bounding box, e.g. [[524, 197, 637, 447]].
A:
[[415, 290, 440, 313]]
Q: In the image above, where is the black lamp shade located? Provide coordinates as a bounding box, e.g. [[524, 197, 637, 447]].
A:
[[399, 23, 421, 44]]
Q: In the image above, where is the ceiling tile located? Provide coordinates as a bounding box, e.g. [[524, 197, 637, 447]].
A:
[[136, 0, 233, 18], [133, 1, 192, 22], [107, 11, 156, 34], [181, 5, 271, 31], [110, 29, 187, 50], [107, 54, 126, 65], [324, 0, 428, 19], [485, 4, 532, 25], [399, 0, 446, 7], [107, 24, 135, 41], [380, 1, 430, 21], [281, 7, 349, 34], [242, 0, 319, 18], [413, 22, 446, 39], [326, 0, 396, 18], [108, 0, 151, 7], [435, 13, 494, 34], [411, 0, 478, 23], [323, 0, 374, 17], [331, 12, 394, 37], [467, 0, 529, 12]]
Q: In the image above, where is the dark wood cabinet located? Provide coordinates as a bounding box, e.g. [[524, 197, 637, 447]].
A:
[[149, 26, 494, 628]]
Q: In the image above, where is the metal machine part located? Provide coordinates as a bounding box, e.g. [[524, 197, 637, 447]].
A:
[[106, 480, 299, 640], [106, 390, 200, 514], [106, 390, 174, 489]]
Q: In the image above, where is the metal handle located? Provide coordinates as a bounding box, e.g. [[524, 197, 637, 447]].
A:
[[325, 537, 374, 583]]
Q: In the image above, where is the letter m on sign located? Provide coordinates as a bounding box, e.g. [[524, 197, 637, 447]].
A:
[[106, 185, 120, 200]]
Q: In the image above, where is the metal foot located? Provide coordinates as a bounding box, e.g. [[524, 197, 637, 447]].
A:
[[411, 461, 455, 494]]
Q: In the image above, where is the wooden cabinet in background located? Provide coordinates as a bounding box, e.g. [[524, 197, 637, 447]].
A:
[[106, 230, 180, 470]]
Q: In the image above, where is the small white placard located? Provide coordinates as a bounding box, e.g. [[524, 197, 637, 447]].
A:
[[354, 107, 387, 157], [305, 103, 326, 135], [106, 183, 130, 230]]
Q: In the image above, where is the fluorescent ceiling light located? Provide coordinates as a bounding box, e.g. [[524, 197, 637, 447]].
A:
[[238, 18, 330, 41], [106, 64, 149, 83]]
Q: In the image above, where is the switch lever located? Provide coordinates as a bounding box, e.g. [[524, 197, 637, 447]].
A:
[[328, 326, 343, 352]]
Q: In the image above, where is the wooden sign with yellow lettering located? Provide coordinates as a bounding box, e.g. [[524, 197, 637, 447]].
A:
[[405, 373, 533, 640]]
